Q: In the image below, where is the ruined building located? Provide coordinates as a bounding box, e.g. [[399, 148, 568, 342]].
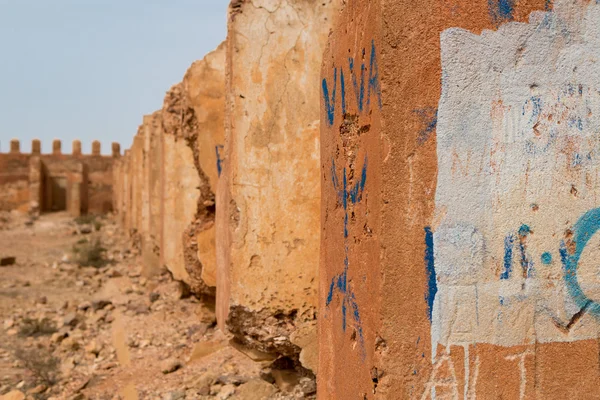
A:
[[112, 0, 600, 398], [0, 139, 119, 216]]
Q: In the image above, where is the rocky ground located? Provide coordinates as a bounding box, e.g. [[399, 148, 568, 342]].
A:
[[0, 212, 315, 400]]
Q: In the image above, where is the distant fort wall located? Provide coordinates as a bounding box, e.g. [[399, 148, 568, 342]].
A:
[[0, 139, 120, 215]]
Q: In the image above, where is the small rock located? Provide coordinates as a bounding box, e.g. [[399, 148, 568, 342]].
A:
[[128, 303, 150, 315], [217, 375, 246, 386], [85, 340, 101, 356], [91, 300, 112, 311], [28, 384, 47, 395], [77, 302, 92, 311], [192, 371, 218, 395], [299, 377, 317, 395], [272, 369, 299, 393], [161, 359, 182, 374], [0, 257, 16, 266], [61, 336, 80, 350], [0, 390, 25, 400], [35, 296, 48, 305], [210, 384, 223, 396], [63, 313, 78, 327], [149, 292, 160, 303], [217, 384, 236, 400], [236, 380, 278, 400], [51, 331, 69, 343], [79, 225, 93, 234], [162, 391, 185, 400], [3, 319, 14, 329]]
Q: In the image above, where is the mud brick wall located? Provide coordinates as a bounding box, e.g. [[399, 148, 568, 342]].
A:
[[216, 0, 340, 371], [320, 0, 600, 399], [0, 151, 31, 212], [0, 139, 118, 216]]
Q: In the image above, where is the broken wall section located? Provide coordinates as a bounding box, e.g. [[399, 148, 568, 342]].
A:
[[217, 0, 340, 372], [114, 44, 226, 299]]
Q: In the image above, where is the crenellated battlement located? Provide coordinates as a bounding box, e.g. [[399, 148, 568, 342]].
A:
[[1, 139, 121, 157]]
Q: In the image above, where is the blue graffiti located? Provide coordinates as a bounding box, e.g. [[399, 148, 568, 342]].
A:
[[326, 155, 368, 356], [322, 40, 383, 126], [541, 252, 553, 265], [367, 40, 382, 111], [518, 225, 535, 278], [493, 208, 600, 318], [215, 145, 224, 177], [322, 68, 337, 126], [562, 208, 600, 316], [414, 107, 438, 145], [424, 227, 437, 321], [500, 225, 534, 279], [501, 234, 515, 280], [349, 56, 365, 113], [488, 0, 515, 24]]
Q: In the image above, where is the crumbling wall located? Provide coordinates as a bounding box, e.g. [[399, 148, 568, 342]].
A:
[[217, 0, 340, 371], [183, 41, 226, 288], [319, 0, 600, 399], [161, 82, 215, 296]]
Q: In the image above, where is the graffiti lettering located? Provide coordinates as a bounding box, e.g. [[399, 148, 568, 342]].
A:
[[326, 156, 368, 357], [322, 40, 382, 126]]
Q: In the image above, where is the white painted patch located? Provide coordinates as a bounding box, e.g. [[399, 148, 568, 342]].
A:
[[434, 0, 600, 351]]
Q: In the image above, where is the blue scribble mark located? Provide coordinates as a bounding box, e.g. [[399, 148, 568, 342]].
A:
[[340, 68, 347, 117], [519, 224, 531, 236], [349, 56, 365, 113], [523, 96, 542, 121], [414, 107, 438, 145], [541, 252, 553, 265], [562, 208, 600, 317], [322, 68, 337, 126], [215, 145, 224, 177], [501, 234, 515, 280], [327, 155, 369, 357], [324, 41, 382, 125], [518, 225, 535, 278], [488, 0, 515, 24], [424, 227, 437, 322], [367, 40, 382, 112]]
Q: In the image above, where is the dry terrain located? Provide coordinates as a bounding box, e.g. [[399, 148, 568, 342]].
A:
[[0, 212, 314, 400]]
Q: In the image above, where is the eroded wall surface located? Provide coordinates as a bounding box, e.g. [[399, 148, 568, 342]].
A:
[[183, 42, 226, 288], [217, 0, 339, 368], [317, 0, 600, 399]]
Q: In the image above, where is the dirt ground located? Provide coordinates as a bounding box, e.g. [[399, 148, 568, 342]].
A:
[[0, 212, 315, 400]]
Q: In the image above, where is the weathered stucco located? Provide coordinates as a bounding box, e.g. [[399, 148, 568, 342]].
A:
[[183, 43, 226, 289], [217, 0, 340, 365], [317, 0, 593, 398]]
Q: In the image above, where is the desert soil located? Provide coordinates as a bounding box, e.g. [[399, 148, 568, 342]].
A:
[[0, 212, 315, 400]]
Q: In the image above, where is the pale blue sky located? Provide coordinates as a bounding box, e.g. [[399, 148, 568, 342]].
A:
[[0, 1, 228, 154]]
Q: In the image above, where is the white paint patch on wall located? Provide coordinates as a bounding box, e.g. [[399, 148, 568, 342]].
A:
[[433, 0, 600, 352]]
